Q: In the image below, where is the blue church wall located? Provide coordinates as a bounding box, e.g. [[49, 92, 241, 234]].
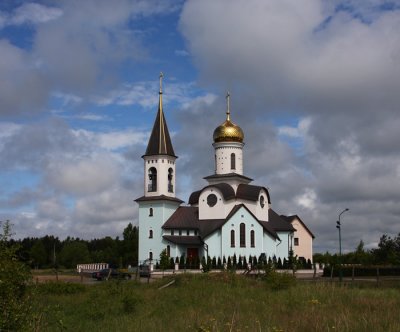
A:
[[275, 231, 291, 260], [220, 206, 269, 259], [138, 201, 179, 263], [262, 231, 277, 258], [203, 229, 222, 258]]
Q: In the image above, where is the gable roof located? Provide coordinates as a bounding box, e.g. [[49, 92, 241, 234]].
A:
[[281, 214, 315, 239], [268, 209, 296, 232], [143, 90, 176, 157], [163, 204, 279, 240]]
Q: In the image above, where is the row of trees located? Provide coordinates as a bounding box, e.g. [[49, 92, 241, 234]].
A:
[[314, 234, 400, 266], [158, 251, 313, 271], [9, 223, 138, 269]]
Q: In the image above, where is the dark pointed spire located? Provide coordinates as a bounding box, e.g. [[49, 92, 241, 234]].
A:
[[144, 72, 176, 157]]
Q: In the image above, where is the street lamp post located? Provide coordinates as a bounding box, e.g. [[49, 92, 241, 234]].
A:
[[336, 208, 349, 282]]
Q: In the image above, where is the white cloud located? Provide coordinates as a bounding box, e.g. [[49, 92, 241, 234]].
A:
[[278, 118, 311, 138], [46, 155, 119, 196], [10, 3, 63, 26]]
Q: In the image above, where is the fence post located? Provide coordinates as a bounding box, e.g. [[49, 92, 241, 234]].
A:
[[376, 267, 380, 287], [352, 265, 355, 282]]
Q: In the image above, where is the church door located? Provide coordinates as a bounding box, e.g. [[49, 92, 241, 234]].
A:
[[187, 248, 198, 260], [187, 248, 199, 268]]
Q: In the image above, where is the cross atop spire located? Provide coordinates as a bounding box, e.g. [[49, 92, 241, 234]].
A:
[[159, 72, 164, 94], [226, 91, 231, 121], [144, 73, 176, 157]]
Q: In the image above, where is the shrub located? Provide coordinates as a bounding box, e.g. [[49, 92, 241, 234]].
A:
[[0, 221, 33, 331], [265, 271, 296, 291]]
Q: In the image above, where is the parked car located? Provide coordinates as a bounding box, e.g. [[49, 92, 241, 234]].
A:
[[93, 268, 132, 281], [139, 264, 151, 278]]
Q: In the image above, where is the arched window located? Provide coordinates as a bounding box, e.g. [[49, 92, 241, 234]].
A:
[[260, 196, 265, 208], [230, 230, 235, 247], [149, 251, 153, 260], [240, 223, 246, 247], [168, 168, 173, 193], [231, 153, 236, 170], [149, 208, 153, 217], [167, 245, 170, 257], [250, 230, 255, 247], [149, 229, 153, 238], [148, 167, 157, 192]]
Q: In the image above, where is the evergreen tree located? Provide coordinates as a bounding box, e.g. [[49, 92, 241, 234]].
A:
[[243, 256, 248, 269], [227, 256, 232, 269], [179, 255, 185, 269], [217, 257, 222, 269], [233, 254, 237, 268], [238, 255, 243, 269], [159, 249, 169, 273], [29, 241, 47, 269], [212, 256, 217, 269], [277, 257, 283, 269]]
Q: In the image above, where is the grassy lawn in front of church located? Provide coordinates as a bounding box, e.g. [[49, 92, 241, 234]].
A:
[[33, 272, 400, 331]]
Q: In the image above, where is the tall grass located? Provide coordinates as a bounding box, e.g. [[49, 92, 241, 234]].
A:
[[33, 273, 400, 331]]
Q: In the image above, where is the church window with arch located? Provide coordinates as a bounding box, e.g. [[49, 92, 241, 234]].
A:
[[149, 229, 153, 238], [250, 230, 255, 247], [231, 153, 236, 170], [168, 168, 174, 192], [149, 251, 153, 260], [148, 167, 157, 192], [240, 223, 246, 247], [149, 208, 153, 217], [230, 229, 235, 247], [260, 195, 265, 208]]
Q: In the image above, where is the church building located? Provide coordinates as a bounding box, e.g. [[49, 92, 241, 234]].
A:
[[135, 74, 314, 266]]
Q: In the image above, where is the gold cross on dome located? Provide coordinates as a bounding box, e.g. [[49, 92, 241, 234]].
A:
[[226, 91, 231, 121]]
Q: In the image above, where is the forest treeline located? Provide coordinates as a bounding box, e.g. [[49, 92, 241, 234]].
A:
[[9, 223, 138, 269], [314, 233, 400, 266], [4, 218, 400, 269]]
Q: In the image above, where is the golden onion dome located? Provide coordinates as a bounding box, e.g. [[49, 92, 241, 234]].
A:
[[213, 119, 244, 143], [213, 92, 244, 143]]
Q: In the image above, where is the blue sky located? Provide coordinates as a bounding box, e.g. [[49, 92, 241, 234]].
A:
[[1, 0, 400, 253]]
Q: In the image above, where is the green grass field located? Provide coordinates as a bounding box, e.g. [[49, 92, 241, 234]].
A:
[[32, 273, 400, 332]]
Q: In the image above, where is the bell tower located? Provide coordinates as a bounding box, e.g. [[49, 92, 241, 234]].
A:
[[142, 72, 177, 198], [136, 73, 182, 264]]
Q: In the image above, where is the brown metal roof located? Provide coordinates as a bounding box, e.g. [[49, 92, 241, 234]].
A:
[[236, 184, 271, 204], [268, 209, 295, 232], [203, 173, 253, 182], [160, 205, 291, 241], [281, 214, 315, 239], [143, 91, 176, 157], [163, 235, 203, 245], [188, 183, 235, 205], [163, 206, 199, 229], [188, 190, 201, 205], [135, 195, 183, 203]]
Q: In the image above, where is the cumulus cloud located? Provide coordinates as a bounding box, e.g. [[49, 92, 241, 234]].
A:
[[178, 0, 400, 252], [0, 0, 179, 116]]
